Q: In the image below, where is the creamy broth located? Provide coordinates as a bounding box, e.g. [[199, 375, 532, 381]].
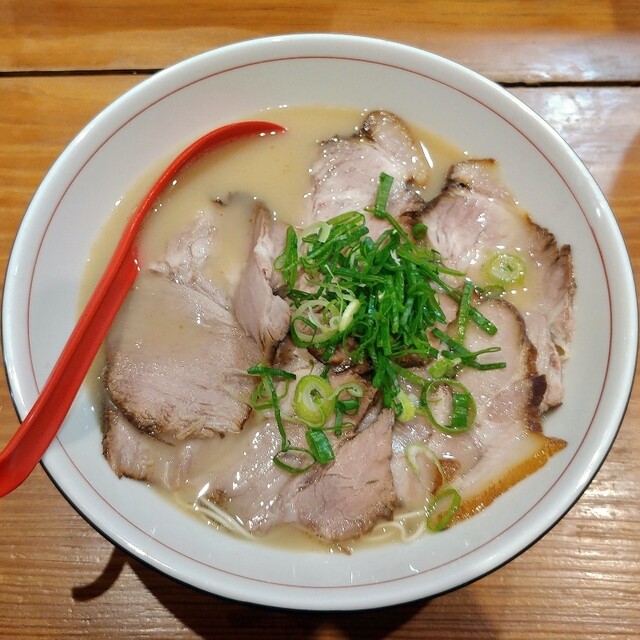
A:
[[87, 106, 473, 551], [85, 106, 462, 289]]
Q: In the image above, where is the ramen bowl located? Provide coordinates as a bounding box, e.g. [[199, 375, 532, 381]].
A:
[[3, 34, 636, 610]]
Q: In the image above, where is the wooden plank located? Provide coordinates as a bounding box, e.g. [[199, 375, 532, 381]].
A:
[[0, 76, 639, 639], [0, 1, 639, 82]]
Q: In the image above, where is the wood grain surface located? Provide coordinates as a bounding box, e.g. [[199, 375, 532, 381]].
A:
[[0, 2, 638, 638]]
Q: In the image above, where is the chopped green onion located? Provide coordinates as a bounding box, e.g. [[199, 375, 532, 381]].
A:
[[248, 368, 290, 451], [425, 487, 462, 531], [274, 172, 504, 423], [411, 222, 428, 240], [455, 280, 473, 343], [428, 355, 461, 380], [247, 364, 296, 380], [392, 363, 429, 389], [335, 397, 359, 415], [249, 367, 326, 474], [432, 328, 506, 372], [302, 221, 332, 243], [249, 378, 290, 411], [484, 251, 527, 285], [331, 381, 364, 399], [273, 226, 299, 289], [450, 391, 472, 430], [273, 448, 315, 474], [338, 298, 361, 331], [293, 374, 334, 428], [422, 379, 476, 434], [306, 428, 335, 464], [396, 389, 417, 423], [374, 172, 394, 214], [405, 443, 446, 487]]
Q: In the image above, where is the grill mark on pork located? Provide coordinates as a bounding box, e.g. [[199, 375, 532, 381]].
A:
[[403, 158, 574, 409], [309, 110, 429, 239]]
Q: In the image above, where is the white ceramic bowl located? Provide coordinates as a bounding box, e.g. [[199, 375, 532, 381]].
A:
[[3, 34, 636, 610]]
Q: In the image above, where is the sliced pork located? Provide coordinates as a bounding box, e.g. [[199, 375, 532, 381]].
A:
[[280, 408, 396, 542], [233, 204, 291, 356], [456, 299, 546, 431], [390, 300, 565, 523], [104, 213, 264, 439], [391, 409, 482, 512], [450, 299, 564, 519], [104, 270, 262, 438], [404, 159, 575, 409], [102, 405, 206, 490], [100, 111, 574, 544], [309, 110, 429, 239], [198, 339, 389, 542]]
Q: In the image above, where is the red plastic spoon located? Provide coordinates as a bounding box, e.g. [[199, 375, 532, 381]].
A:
[[0, 120, 286, 497]]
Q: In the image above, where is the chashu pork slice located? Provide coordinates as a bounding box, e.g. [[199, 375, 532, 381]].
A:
[[280, 407, 396, 542], [104, 270, 263, 439], [404, 158, 575, 409], [233, 203, 291, 356], [201, 339, 390, 543], [391, 388, 483, 512], [310, 110, 429, 239], [201, 339, 324, 534], [104, 211, 266, 440], [390, 299, 565, 523], [451, 299, 566, 521], [102, 405, 206, 490]]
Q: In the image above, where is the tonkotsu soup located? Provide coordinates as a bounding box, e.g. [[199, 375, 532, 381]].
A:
[[90, 106, 572, 552]]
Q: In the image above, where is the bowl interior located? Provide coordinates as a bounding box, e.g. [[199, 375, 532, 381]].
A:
[[3, 34, 636, 610]]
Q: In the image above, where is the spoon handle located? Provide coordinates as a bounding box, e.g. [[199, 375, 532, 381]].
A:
[[0, 121, 285, 497]]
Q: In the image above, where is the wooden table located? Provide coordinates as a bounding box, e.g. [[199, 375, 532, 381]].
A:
[[1, 2, 639, 638]]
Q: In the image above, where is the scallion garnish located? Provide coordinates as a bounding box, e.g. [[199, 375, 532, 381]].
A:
[[484, 251, 527, 286], [421, 378, 476, 434], [373, 171, 394, 214], [405, 444, 463, 532], [248, 367, 366, 473], [293, 374, 334, 429], [456, 280, 473, 343], [274, 173, 505, 420], [273, 226, 300, 290], [248, 365, 316, 473], [411, 222, 428, 240], [306, 428, 335, 464], [425, 487, 462, 531], [431, 328, 506, 372]]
